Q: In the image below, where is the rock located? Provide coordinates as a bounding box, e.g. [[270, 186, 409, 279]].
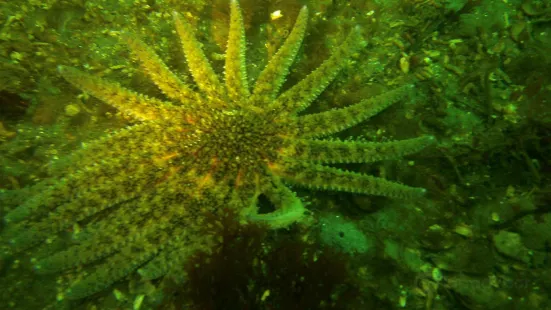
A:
[[493, 230, 530, 263]]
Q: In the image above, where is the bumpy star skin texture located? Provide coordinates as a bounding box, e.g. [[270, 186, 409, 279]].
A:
[[2, 0, 434, 300]]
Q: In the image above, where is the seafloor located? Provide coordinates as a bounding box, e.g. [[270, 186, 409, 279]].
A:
[[1, 0, 550, 309]]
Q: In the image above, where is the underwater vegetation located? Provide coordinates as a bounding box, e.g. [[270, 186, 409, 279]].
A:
[[159, 209, 372, 310]]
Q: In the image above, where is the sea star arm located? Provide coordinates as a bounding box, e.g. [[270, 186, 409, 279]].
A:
[[225, 0, 250, 102], [285, 135, 435, 164], [271, 162, 427, 199], [5, 134, 180, 250], [173, 11, 225, 99], [33, 176, 201, 299], [58, 66, 174, 121], [138, 225, 209, 281], [47, 121, 187, 177], [293, 84, 412, 138], [33, 198, 166, 274], [271, 26, 366, 114], [137, 238, 186, 280], [6, 179, 138, 251], [64, 234, 162, 299], [122, 32, 202, 105], [249, 6, 308, 105]]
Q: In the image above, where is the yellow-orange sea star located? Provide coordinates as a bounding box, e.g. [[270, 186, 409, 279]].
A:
[[2, 0, 434, 300]]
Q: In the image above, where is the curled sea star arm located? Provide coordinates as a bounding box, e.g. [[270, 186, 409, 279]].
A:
[[271, 162, 427, 199], [58, 66, 174, 121], [293, 84, 413, 138], [173, 11, 225, 99], [271, 26, 366, 114], [122, 32, 202, 105], [246, 176, 309, 229], [249, 6, 308, 105], [225, 0, 250, 102]]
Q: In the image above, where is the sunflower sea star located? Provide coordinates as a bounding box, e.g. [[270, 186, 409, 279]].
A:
[[2, 0, 434, 300]]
